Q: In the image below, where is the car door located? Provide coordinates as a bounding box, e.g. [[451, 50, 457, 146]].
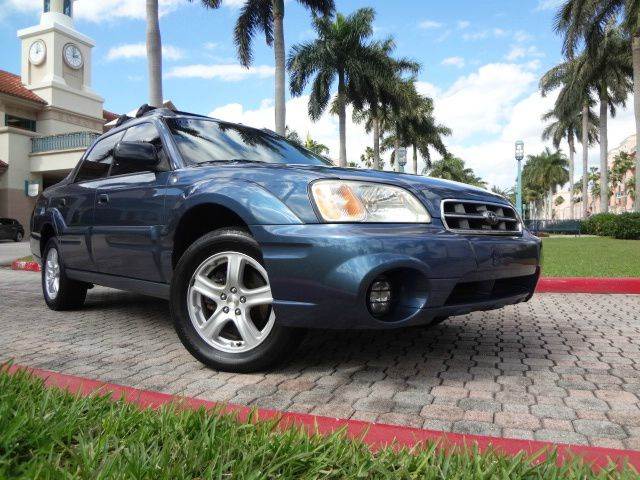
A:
[[53, 131, 124, 271], [92, 122, 171, 283]]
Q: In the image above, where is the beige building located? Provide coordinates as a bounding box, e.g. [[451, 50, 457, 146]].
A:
[[551, 134, 636, 219], [0, 0, 115, 230]]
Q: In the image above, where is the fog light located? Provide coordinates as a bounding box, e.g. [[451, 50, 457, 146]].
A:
[[368, 276, 392, 316]]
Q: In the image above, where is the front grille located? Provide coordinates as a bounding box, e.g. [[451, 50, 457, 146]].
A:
[[441, 199, 521, 235]]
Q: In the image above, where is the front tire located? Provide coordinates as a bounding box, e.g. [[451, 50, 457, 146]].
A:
[[42, 238, 87, 310], [170, 228, 304, 373], [14, 231, 23, 242]]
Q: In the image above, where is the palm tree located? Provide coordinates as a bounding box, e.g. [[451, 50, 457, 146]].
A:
[[541, 104, 598, 218], [303, 133, 329, 156], [540, 54, 597, 218], [288, 8, 401, 167], [427, 154, 486, 188], [360, 146, 375, 169], [234, 0, 335, 136], [555, 0, 640, 212], [146, 0, 221, 107], [524, 148, 570, 218], [351, 59, 420, 171]]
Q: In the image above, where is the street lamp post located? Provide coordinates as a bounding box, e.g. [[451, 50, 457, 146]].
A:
[[515, 141, 524, 217]]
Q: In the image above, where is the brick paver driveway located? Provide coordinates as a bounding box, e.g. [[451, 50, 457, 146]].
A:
[[2, 268, 640, 450]]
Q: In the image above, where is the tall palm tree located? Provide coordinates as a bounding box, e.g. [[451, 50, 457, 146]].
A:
[[288, 8, 400, 167], [555, 0, 640, 212], [524, 148, 570, 218], [146, 0, 221, 107], [540, 54, 597, 218], [351, 58, 420, 171], [541, 104, 598, 218], [234, 0, 335, 136]]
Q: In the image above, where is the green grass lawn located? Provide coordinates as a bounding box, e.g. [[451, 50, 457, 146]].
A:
[[541, 237, 640, 278], [0, 369, 635, 479]]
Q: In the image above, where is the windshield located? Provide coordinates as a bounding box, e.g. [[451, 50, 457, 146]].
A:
[[165, 117, 333, 166]]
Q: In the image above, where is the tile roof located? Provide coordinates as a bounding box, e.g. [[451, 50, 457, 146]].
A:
[[103, 109, 119, 122], [0, 69, 46, 104]]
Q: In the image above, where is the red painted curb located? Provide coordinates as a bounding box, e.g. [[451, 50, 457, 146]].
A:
[[11, 260, 41, 272], [536, 277, 640, 294], [3, 364, 639, 471]]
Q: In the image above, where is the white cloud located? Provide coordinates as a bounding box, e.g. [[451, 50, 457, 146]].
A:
[[419, 63, 538, 140], [462, 28, 508, 41], [505, 45, 544, 61], [419, 20, 443, 30], [167, 64, 275, 81], [536, 0, 564, 11], [513, 30, 533, 43], [221, 0, 246, 8], [4, 0, 188, 22], [106, 43, 185, 61], [457, 20, 470, 30], [442, 56, 465, 68], [203, 42, 220, 50]]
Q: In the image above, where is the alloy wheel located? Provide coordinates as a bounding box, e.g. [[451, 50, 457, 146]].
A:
[[187, 251, 275, 353], [45, 248, 60, 300]]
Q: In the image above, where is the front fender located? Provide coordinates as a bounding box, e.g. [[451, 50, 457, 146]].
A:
[[173, 179, 303, 226]]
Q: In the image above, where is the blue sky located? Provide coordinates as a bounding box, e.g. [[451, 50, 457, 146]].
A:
[[0, 0, 634, 187]]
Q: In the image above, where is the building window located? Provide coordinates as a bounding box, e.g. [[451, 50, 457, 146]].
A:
[[63, 0, 72, 16], [43, 0, 50, 13], [5, 114, 36, 132]]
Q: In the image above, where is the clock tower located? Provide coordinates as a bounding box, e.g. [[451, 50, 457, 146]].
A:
[[17, 0, 104, 134]]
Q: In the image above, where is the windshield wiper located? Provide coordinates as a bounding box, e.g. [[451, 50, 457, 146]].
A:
[[195, 158, 263, 166]]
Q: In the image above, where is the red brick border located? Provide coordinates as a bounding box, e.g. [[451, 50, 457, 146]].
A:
[[4, 364, 639, 472], [11, 260, 40, 272], [536, 277, 640, 294]]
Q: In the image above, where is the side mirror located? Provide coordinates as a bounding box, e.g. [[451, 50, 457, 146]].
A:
[[113, 141, 159, 168]]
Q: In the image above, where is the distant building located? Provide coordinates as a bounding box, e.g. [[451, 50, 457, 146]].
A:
[[551, 134, 636, 219], [0, 0, 114, 229]]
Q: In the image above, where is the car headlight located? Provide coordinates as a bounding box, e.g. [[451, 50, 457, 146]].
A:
[[310, 180, 431, 223]]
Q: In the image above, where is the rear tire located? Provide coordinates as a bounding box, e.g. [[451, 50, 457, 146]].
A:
[[14, 231, 23, 242], [170, 228, 304, 373], [42, 238, 87, 311]]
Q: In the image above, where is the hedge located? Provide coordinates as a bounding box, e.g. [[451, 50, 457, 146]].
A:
[[582, 212, 640, 239]]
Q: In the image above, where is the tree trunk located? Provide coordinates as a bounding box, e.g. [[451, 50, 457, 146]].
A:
[[373, 117, 380, 170], [548, 188, 554, 219], [394, 135, 400, 172], [633, 35, 640, 212], [146, 0, 163, 107], [337, 70, 347, 167], [568, 134, 575, 219], [412, 145, 418, 174], [599, 85, 609, 214], [272, 0, 286, 136], [581, 102, 589, 218]]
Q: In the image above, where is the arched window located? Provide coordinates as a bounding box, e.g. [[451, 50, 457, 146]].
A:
[[43, 0, 50, 13], [63, 0, 72, 16]]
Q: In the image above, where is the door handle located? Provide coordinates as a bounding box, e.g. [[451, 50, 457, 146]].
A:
[[97, 193, 110, 205]]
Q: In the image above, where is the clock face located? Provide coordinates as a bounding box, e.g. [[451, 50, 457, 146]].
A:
[[63, 43, 83, 70], [29, 40, 46, 66]]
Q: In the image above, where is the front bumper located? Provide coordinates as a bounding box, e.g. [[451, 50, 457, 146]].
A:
[[252, 224, 541, 329]]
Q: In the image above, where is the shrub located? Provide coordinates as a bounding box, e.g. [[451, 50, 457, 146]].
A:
[[610, 212, 640, 240], [582, 212, 640, 239], [582, 213, 617, 236]]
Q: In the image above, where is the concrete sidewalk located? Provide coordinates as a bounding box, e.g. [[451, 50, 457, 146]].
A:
[[1, 268, 639, 450]]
